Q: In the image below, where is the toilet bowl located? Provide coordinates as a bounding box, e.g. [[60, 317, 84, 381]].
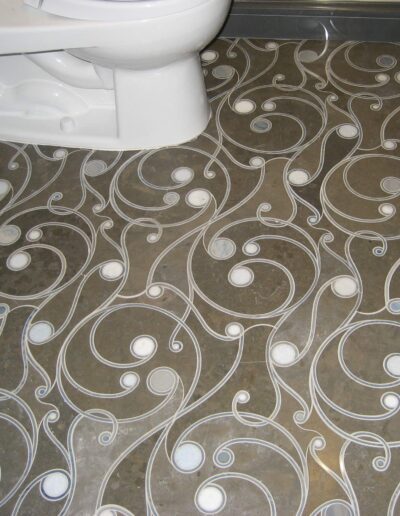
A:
[[0, 0, 231, 150]]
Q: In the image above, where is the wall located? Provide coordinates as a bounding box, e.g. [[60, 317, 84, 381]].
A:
[[223, 0, 400, 40]]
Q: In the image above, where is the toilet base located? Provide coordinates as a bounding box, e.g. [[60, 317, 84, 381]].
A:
[[0, 53, 211, 150]]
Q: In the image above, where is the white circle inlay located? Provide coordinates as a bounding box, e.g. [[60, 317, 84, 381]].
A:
[[237, 390, 250, 403], [41, 471, 70, 500], [48, 411, 58, 422], [377, 54, 396, 67], [201, 50, 218, 62], [148, 285, 162, 298], [382, 393, 399, 410], [174, 442, 204, 472], [331, 276, 358, 298], [259, 202, 271, 212], [244, 242, 260, 256], [376, 73, 389, 82], [163, 192, 180, 205], [100, 261, 124, 281], [29, 322, 54, 344], [251, 117, 272, 133], [131, 336, 156, 359], [326, 503, 352, 516], [262, 101, 276, 112], [171, 167, 194, 183], [147, 233, 158, 243], [53, 149, 67, 159], [338, 124, 359, 139], [379, 203, 395, 216], [381, 176, 400, 193], [7, 251, 30, 271], [212, 65, 235, 80], [27, 229, 42, 241], [229, 266, 254, 287], [266, 42, 278, 50], [148, 368, 176, 395], [383, 140, 397, 150], [215, 449, 234, 468], [98, 510, 115, 516], [197, 485, 225, 514], [388, 299, 400, 313], [171, 341, 183, 352], [385, 355, 400, 377], [226, 323, 243, 337], [210, 238, 235, 260], [271, 342, 298, 366], [186, 189, 211, 208], [288, 169, 310, 186], [84, 159, 108, 177], [120, 372, 139, 389], [250, 157, 265, 167], [0, 179, 11, 200], [234, 99, 256, 114], [299, 49, 319, 63], [314, 438, 324, 449], [0, 225, 20, 245]]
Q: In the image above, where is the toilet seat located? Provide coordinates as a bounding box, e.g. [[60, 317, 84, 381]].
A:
[[24, 0, 208, 21]]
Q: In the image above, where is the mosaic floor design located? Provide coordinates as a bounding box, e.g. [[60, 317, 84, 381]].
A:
[[0, 38, 400, 516]]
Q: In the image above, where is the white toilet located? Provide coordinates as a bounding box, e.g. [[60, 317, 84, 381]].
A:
[[0, 0, 231, 150]]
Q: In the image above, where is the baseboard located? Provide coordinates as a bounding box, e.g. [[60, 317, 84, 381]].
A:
[[221, 1, 400, 41]]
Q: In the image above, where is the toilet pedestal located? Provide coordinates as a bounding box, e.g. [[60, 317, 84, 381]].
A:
[[114, 54, 211, 150], [0, 52, 211, 150]]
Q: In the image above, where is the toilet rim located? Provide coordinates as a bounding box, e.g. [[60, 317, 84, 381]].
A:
[[24, 0, 211, 22]]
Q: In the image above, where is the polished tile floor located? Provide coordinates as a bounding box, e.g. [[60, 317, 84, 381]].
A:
[[1, 39, 400, 515]]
